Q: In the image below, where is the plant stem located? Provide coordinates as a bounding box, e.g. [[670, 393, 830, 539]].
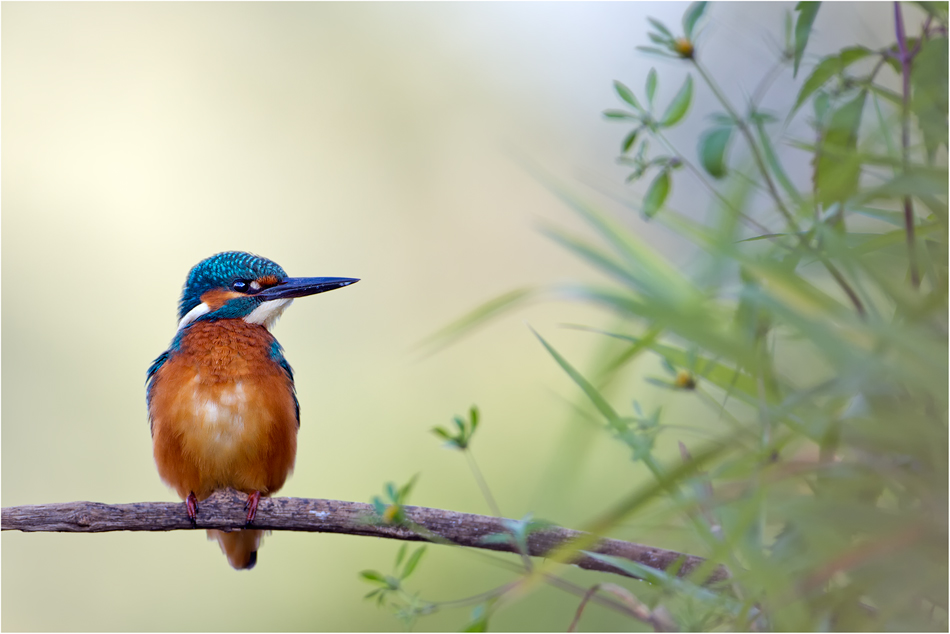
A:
[[894, 2, 920, 288], [692, 58, 867, 316], [465, 450, 503, 519]]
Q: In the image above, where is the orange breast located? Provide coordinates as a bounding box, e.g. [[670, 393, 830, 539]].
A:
[[149, 319, 298, 501]]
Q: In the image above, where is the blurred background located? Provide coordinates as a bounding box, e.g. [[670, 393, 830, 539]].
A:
[[2, 3, 896, 630]]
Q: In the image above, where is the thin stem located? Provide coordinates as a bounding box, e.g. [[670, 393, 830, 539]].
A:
[[465, 450, 502, 519], [652, 130, 779, 238], [693, 59, 801, 231], [749, 60, 788, 112], [894, 2, 920, 288], [692, 58, 867, 316]]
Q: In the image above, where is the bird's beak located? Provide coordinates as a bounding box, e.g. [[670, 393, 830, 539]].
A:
[[257, 277, 359, 300]]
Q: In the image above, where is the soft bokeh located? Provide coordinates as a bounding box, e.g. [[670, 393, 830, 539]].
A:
[[2, 3, 895, 630]]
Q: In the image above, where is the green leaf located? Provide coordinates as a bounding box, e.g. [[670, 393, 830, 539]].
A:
[[613, 80, 640, 110], [400, 546, 427, 579], [622, 127, 640, 153], [645, 69, 658, 108], [479, 533, 513, 545], [793, 2, 821, 77], [647, 17, 674, 39], [791, 46, 873, 117], [911, 36, 949, 157], [397, 474, 419, 501], [359, 570, 388, 584], [463, 604, 491, 632], [699, 127, 733, 178], [814, 90, 867, 205], [660, 75, 693, 127], [531, 328, 626, 434], [635, 46, 679, 59], [431, 427, 452, 441], [469, 406, 479, 432], [755, 120, 804, 205], [417, 287, 535, 353], [914, 1, 949, 20], [682, 1, 708, 39], [395, 543, 407, 567], [642, 169, 670, 218], [603, 109, 637, 120]]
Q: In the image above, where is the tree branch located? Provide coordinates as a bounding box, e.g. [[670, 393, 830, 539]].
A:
[[2, 488, 727, 584]]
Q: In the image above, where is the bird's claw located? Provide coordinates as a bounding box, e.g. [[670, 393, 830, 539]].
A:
[[186, 492, 199, 528], [244, 491, 261, 528]]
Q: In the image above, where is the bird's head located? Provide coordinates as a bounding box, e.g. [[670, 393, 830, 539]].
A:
[[176, 251, 358, 331]]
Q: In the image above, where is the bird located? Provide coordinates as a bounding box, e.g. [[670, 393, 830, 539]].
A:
[[146, 251, 358, 569]]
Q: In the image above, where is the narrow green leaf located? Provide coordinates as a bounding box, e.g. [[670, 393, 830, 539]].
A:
[[479, 533, 512, 545], [398, 474, 419, 501], [417, 287, 536, 354], [682, 1, 708, 39], [793, 2, 821, 77], [791, 46, 873, 117], [699, 127, 733, 178], [603, 109, 637, 120], [539, 225, 640, 289], [814, 90, 867, 205], [645, 68, 658, 108], [359, 570, 388, 584], [395, 543, 407, 567], [635, 46, 679, 59], [400, 546, 427, 579], [613, 80, 640, 110], [469, 406, 480, 432], [755, 121, 804, 205], [463, 605, 491, 632], [642, 169, 671, 218], [914, 1, 949, 20], [911, 36, 949, 157], [622, 127, 640, 153], [660, 75, 693, 127], [647, 17, 674, 39], [531, 328, 626, 434], [431, 427, 452, 441]]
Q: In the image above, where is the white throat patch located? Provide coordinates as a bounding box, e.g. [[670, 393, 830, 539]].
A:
[[244, 298, 294, 330], [177, 302, 211, 331]]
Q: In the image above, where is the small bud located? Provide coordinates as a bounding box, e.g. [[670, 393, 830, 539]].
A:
[[674, 37, 694, 59], [675, 369, 697, 390]]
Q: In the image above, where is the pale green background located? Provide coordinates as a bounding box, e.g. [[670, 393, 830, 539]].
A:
[[2, 3, 893, 631]]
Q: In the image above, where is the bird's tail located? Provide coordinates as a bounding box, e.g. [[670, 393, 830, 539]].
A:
[[207, 529, 263, 570]]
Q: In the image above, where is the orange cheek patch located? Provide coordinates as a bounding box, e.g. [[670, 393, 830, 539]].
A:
[[200, 289, 245, 310], [257, 275, 279, 287]]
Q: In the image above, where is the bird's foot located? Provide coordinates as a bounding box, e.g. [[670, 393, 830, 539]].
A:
[[186, 492, 198, 528], [244, 491, 261, 527]]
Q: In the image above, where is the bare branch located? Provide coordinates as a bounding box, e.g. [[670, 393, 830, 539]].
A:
[[1, 488, 728, 584]]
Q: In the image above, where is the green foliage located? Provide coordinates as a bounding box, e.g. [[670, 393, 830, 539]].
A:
[[432, 406, 479, 450], [369, 3, 948, 631], [360, 544, 434, 627], [793, 2, 821, 76], [371, 475, 418, 525]]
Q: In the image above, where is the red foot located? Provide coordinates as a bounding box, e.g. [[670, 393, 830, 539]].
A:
[[244, 491, 261, 527], [186, 492, 198, 528]]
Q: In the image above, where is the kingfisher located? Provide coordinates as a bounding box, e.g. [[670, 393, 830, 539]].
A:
[[146, 251, 358, 569]]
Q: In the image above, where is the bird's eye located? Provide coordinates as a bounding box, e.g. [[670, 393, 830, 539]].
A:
[[232, 279, 251, 292]]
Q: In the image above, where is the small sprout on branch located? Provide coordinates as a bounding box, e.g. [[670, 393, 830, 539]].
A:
[[371, 475, 419, 525]]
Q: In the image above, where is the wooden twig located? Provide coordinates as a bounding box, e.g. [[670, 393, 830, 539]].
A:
[[1, 488, 727, 584]]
